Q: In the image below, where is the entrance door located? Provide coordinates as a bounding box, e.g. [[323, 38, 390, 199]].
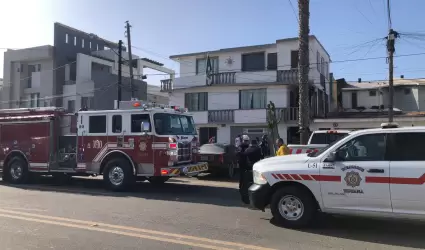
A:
[[320, 133, 391, 213], [351, 92, 358, 108], [199, 127, 217, 145]]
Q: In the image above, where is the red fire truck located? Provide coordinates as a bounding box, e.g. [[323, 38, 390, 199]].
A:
[[0, 101, 208, 191]]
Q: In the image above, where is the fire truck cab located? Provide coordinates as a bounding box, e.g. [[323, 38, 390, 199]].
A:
[[0, 101, 208, 191]]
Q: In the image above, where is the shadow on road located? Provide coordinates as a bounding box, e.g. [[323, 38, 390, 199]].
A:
[[0, 176, 244, 208], [271, 214, 425, 249]]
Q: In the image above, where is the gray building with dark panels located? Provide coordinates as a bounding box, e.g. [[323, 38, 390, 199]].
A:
[[53, 22, 146, 109]]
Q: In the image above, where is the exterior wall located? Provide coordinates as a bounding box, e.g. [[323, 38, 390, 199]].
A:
[[173, 36, 330, 90], [53, 23, 120, 107], [169, 84, 290, 110], [342, 85, 423, 112], [62, 53, 147, 112], [1, 46, 54, 109]]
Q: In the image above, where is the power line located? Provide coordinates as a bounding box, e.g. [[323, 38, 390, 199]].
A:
[[0, 81, 119, 105], [142, 51, 425, 77], [1, 61, 77, 88]]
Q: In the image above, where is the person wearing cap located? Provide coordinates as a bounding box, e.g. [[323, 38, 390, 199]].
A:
[[240, 139, 263, 204]]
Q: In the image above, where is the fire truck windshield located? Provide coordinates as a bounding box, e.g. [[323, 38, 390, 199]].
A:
[[153, 113, 197, 135]]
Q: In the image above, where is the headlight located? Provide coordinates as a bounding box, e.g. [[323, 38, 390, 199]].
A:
[[253, 170, 267, 185]]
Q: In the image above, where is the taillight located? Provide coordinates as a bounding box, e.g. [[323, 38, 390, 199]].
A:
[[169, 143, 177, 149], [219, 154, 224, 163]]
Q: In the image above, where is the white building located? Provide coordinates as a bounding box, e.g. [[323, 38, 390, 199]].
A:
[[312, 78, 425, 130], [161, 35, 331, 144]]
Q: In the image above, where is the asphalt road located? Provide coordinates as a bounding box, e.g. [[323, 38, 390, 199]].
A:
[[0, 175, 424, 250]]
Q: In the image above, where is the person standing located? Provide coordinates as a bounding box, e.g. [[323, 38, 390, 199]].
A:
[[236, 135, 250, 202], [239, 139, 263, 204], [235, 135, 242, 148], [276, 138, 290, 156]]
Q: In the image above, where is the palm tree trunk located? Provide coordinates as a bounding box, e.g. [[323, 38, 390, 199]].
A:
[[298, 0, 311, 144]]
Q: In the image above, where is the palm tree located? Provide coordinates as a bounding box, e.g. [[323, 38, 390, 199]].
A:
[[298, 0, 311, 144]]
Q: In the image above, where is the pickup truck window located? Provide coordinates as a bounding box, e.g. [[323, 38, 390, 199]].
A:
[[309, 132, 349, 144], [335, 133, 387, 161], [388, 132, 425, 161]]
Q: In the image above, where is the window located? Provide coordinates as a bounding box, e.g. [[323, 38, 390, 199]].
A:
[[239, 89, 267, 109], [37, 64, 41, 72], [267, 53, 277, 70], [196, 57, 218, 75], [291, 50, 299, 69], [67, 100, 75, 113], [89, 116, 106, 133], [404, 88, 411, 94], [82, 39, 85, 48], [369, 90, 377, 96], [321, 57, 325, 75], [27, 64, 36, 88], [316, 51, 320, 71], [81, 96, 94, 109], [309, 132, 349, 145], [153, 113, 196, 135], [131, 114, 151, 133], [335, 133, 387, 161], [184, 92, 208, 111], [112, 115, 122, 133], [96, 44, 99, 50], [242, 52, 265, 71], [388, 133, 425, 161], [74, 36, 77, 46], [90, 41, 92, 49], [30, 93, 40, 108], [65, 34, 69, 43]]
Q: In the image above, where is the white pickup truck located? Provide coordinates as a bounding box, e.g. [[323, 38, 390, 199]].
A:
[[287, 130, 350, 154], [249, 123, 425, 228]]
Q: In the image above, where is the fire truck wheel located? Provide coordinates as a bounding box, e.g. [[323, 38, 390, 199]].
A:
[[103, 158, 134, 191], [148, 177, 170, 186], [270, 186, 317, 228], [4, 156, 29, 184]]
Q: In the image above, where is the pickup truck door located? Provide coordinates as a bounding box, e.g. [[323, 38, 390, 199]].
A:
[[387, 132, 425, 215], [320, 133, 391, 213]]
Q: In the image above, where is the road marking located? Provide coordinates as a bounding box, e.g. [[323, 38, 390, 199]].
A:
[[0, 209, 275, 250], [0, 213, 231, 250]]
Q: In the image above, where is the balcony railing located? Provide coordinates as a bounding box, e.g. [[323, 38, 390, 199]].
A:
[[277, 69, 298, 84], [160, 79, 173, 92], [269, 107, 299, 122], [209, 72, 236, 85], [208, 110, 234, 123]]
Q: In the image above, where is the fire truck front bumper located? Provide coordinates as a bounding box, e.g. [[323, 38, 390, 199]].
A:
[[161, 162, 208, 177]]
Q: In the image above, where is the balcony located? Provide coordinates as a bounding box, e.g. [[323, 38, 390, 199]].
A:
[[208, 110, 234, 123], [277, 69, 298, 84], [270, 107, 299, 122], [160, 79, 173, 92], [210, 72, 236, 85]]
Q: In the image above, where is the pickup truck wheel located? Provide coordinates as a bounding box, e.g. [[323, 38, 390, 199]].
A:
[[103, 158, 134, 192], [148, 177, 170, 186], [4, 156, 29, 184], [270, 186, 316, 228]]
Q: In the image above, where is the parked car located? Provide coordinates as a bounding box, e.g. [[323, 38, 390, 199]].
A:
[[197, 143, 238, 178]]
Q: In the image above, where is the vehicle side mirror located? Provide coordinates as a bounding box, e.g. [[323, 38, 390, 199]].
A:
[[141, 121, 150, 135]]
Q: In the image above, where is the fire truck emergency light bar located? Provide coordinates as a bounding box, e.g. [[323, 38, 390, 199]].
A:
[[117, 100, 188, 113]]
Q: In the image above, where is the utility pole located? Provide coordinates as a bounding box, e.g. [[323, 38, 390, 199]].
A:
[[298, 0, 311, 144], [117, 40, 123, 109], [387, 29, 398, 122], [125, 21, 135, 99]]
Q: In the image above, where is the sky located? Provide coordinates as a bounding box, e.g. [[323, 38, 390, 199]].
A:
[[1, 0, 425, 86]]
